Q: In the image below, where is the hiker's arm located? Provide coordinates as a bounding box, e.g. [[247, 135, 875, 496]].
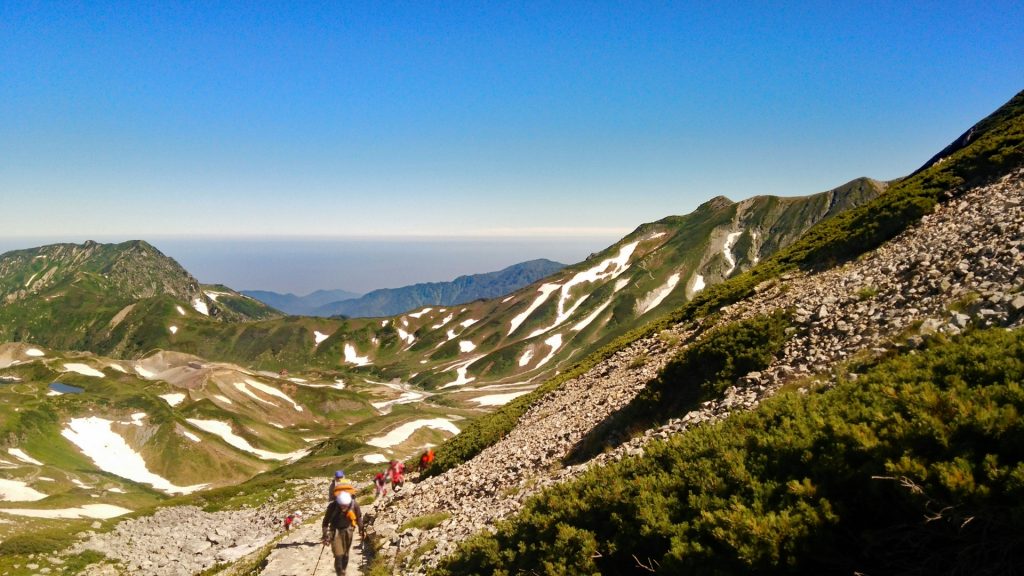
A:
[[321, 503, 333, 542], [354, 501, 366, 535]]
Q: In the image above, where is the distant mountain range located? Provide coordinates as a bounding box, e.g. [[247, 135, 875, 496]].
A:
[[241, 289, 362, 316], [299, 259, 567, 318]]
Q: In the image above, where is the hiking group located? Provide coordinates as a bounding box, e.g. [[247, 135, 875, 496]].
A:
[[314, 454, 434, 574]]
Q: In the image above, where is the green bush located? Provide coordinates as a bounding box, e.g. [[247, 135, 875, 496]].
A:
[[435, 327, 1024, 575]]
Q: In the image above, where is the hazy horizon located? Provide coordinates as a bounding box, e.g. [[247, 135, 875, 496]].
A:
[[0, 235, 621, 294]]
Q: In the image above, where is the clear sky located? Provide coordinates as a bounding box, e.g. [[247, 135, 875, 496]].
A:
[[1, 2, 1021, 251]]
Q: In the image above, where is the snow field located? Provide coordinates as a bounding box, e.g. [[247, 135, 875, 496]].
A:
[[471, 391, 530, 406], [535, 333, 564, 368], [63, 363, 105, 377], [60, 417, 207, 495], [691, 274, 706, 294], [508, 283, 561, 335], [0, 478, 48, 502], [25, 348, 45, 357], [0, 504, 133, 519], [638, 272, 681, 314], [343, 343, 371, 366], [723, 230, 743, 276], [573, 301, 611, 332], [184, 419, 307, 461], [366, 419, 461, 448], [244, 379, 303, 412], [192, 298, 209, 316], [159, 393, 186, 407], [7, 448, 44, 466], [362, 454, 389, 464], [459, 340, 476, 353], [314, 330, 330, 345]]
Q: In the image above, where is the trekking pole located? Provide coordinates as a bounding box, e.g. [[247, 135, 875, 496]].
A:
[[312, 542, 326, 575]]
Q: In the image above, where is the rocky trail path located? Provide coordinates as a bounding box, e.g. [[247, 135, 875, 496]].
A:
[[259, 504, 370, 576]]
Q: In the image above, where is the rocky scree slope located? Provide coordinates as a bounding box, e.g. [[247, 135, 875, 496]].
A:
[[69, 479, 328, 576], [369, 169, 1024, 572]]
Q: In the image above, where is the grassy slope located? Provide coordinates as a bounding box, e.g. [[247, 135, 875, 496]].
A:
[[436, 327, 1024, 575]]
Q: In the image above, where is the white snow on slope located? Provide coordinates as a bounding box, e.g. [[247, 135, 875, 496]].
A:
[[573, 301, 611, 331], [397, 328, 416, 346], [723, 230, 743, 276], [442, 356, 482, 389], [63, 363, 104, 377], [446, 329, 457, 341], [409, 307, 433, 319], [159, 393, 185, 407], [185, 419, 307, 461], [459, 340, 476, 353], [213, 394, 234, 405], [508, 283, 561, 335], [135, 366, 156, 379], [7, 449, 43, 466], [362, 453, 389, 464], [501, 295, 515, 303], [182, 430, 201, 443], [128, 413, 147, 427], [648, 232, 667, 239], [638, 272, 681, 315], [366, 418, 461, 448], [61, 417, 207, 494], [691, 274, 706, 294], [0, 478, 48, 502], [371, 390, 425, 413], [233, 382, 276, 407], [535, 333, 563, 368], [751, 230, 761, 264], [528, 241, 639, 337], [431, 313, 454, 329], [25, 348, 45, 357], [0, 504, 132, 519], [169, 325, 178, 335], [518, 349, 534, 367], [460, 318, 478, 328], [192, 298, 209, 316], [343, 344, 372, 366], [314, 331, 330, 345], [244, 379, 303, 412], [471, 391, 530, 406], [176, 305, 186, 316]]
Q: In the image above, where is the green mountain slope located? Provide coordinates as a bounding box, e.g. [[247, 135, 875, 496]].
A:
[[0, 240, 282, 353], [241, 289, 362, 316]]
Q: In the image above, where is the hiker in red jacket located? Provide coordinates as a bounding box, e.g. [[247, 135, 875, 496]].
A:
[[418, 448, 435, 472], [387, 459, 405, 491]]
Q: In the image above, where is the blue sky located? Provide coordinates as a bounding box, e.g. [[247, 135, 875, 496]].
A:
[[1, 1, 1022, 242]]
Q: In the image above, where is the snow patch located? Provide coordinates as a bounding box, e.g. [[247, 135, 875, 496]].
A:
[[0, 504, 132, 519], [460, 318, 478, 328], [169, 325, 178, 335], [408, 307, 433, 319], [182, 430, 201, 442], [527, 242, 639, 337], [233, 382, 276, 407], [535, 333, 563, 368], [397, 328, 416, 346], [176, 305, 186, 316], [192, 298, 209, 316], [431, 313, 454, 329], [691, 274, 706, 294], [135, 366, 156, 379], [614, 278, 629, 292], [244, 379, 303, 412], [25, 348, 45, 357], [7, 449, 43, 466], [638, 272, 681, 314], [573, 301, 611, 331], [508, 283, 561, 335], [185, 419, 307, 461], [63, 363, 104, 378], [61, 417, 207, 494], [723, 230, 743, 276], [343, 343, 371, 366], [213, 394, 234, 405], [502, 295, 515, 303], [446, 329, 457, 341], [366, 419, 461, 448], [459, 340, 476, 353], [159, 393, 186, 407], [0, 478, 48, 502], [518, 349, 534, 367], [471, 391, 530, 406], [362, 453, 389, 464], [314, 330, 330, 345]]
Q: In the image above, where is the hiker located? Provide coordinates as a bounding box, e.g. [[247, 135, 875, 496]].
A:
[[283, 513, 294, 531], [387, 459, 405, 491], [374, 471, 387, 498], [322, 489, 364, 576], [327, 470, 356, 501], [418, 448, 435, 472]]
